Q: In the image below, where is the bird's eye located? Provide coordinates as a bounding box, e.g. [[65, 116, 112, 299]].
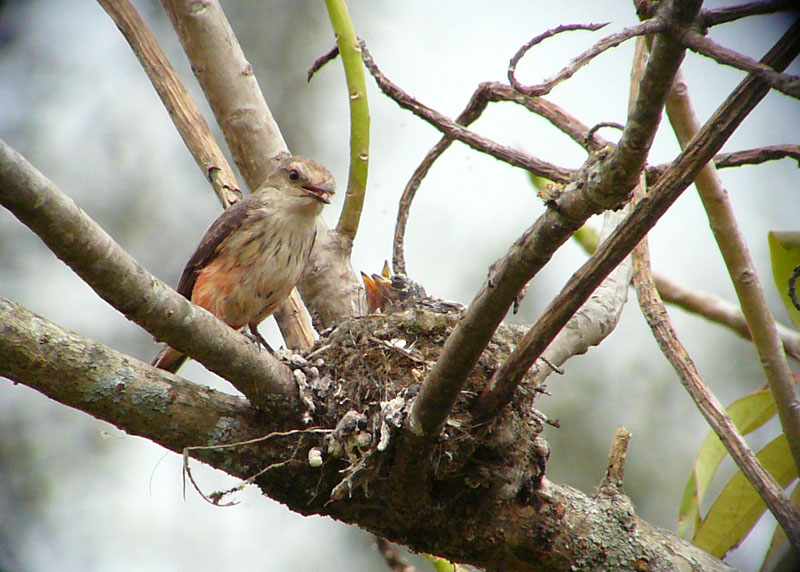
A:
[[288, 169, 300, 181]]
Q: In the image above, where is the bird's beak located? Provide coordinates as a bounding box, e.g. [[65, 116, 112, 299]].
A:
[[302, 183, 335, 204]]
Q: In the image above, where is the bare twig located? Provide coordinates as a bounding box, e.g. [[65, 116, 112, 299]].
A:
[[359, 41, 572, 184], [713, 144, 800, 168], [97, 0, 242, 208], [630, 197, 800, 551], [509, 19, 666, 97], [599, 427, 632, 495], [392, 81, 603, 274], [586, 121, 624, 142], [665, 65, 800, 474], [701, 0, 795, 27], [677, 28, 800, 100], [374, 537, 417, 572], [473, 19, 800, 424], [308, 44, 340, 81], [657, 275, 800, 360], [791, 266, 800, 312], [571, 223, 800, 360], [647, 144, 800, 182], [507, 22, 609, 93]]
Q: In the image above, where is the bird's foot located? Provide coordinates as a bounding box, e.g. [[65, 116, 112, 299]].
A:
[[246, 324, 275, 355]]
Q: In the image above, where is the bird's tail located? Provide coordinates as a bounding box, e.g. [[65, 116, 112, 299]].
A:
[[151, 345, 188, 374]]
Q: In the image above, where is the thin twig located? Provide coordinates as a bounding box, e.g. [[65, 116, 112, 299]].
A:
[[586, 121, 624, 143], [97, 0, 241, 208], [571, 223, 800, 361], [308, 44, 340, 81], [656, 275, 800, 360], [472, 19, 800, 425], [714, 144, 800, 168], [664, 63, 800, 476], [599, 426, 632, 495], [508, 23, 610, 93], [701, 0, 795, 27], [359, 40, 572, 184], [791, 266, 800, 312], [509, 20, 667, 97], [677, 28, 800, 100], [630, 192, 800, 551], [374, 537, 417, 572], [647, 144, 800, 181], [393, 80, 606, 278]]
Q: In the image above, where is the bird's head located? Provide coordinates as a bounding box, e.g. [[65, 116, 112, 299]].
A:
[[265, 154, 335, 214]]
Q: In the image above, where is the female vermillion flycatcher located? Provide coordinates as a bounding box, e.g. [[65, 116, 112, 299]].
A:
[[151, 154, 335, 372]]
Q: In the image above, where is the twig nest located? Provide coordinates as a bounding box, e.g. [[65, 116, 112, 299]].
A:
[[285, 303, 549, 502]]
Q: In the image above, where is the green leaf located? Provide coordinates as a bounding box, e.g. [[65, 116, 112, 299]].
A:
[[693, 435, 797, 558], [677, 389, 779, 538], [768, 231, 800, 330], [758, 482, 800, 572]]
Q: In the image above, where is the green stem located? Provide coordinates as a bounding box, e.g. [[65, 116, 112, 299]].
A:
[[325, 0, 369, 241]]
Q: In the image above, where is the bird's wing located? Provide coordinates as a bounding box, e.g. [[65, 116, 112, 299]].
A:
[[175, 198, 253, 298]]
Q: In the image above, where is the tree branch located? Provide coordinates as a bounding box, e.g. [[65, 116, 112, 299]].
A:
[[97, 0, 242, 208], [0, 140, 300, 417], [664, 61, 800, 475], [0, 296, 271, 474], [508, 19, 665, 96], [656, 275, 800, 360], [475, 16, 800, 424], [630, 208, 800, 552], [391, 80, 604, 274], [677, 27, 800, 100], [409, 0, 704, 438], [701, 0, 796, 27], [358, 41, 573, 184], [649, 144, 800, 179]]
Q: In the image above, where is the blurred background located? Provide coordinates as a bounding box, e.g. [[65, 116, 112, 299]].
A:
[[0, 1, 798, 570]]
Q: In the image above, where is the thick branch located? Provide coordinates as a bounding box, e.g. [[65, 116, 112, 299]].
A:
[[0, 296, 269, 474], [664, 65, 800, 474], [407, 0, 703, 438], [476, 17, 800, 422], [0, 140, 300, 418], [0, 283, 736, 571]]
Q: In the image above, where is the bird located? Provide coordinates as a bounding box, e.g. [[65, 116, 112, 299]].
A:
[[151, 154, 335, 373]]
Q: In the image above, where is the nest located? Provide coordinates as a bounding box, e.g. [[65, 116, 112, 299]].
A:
[[282, 304, 550, 503]]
